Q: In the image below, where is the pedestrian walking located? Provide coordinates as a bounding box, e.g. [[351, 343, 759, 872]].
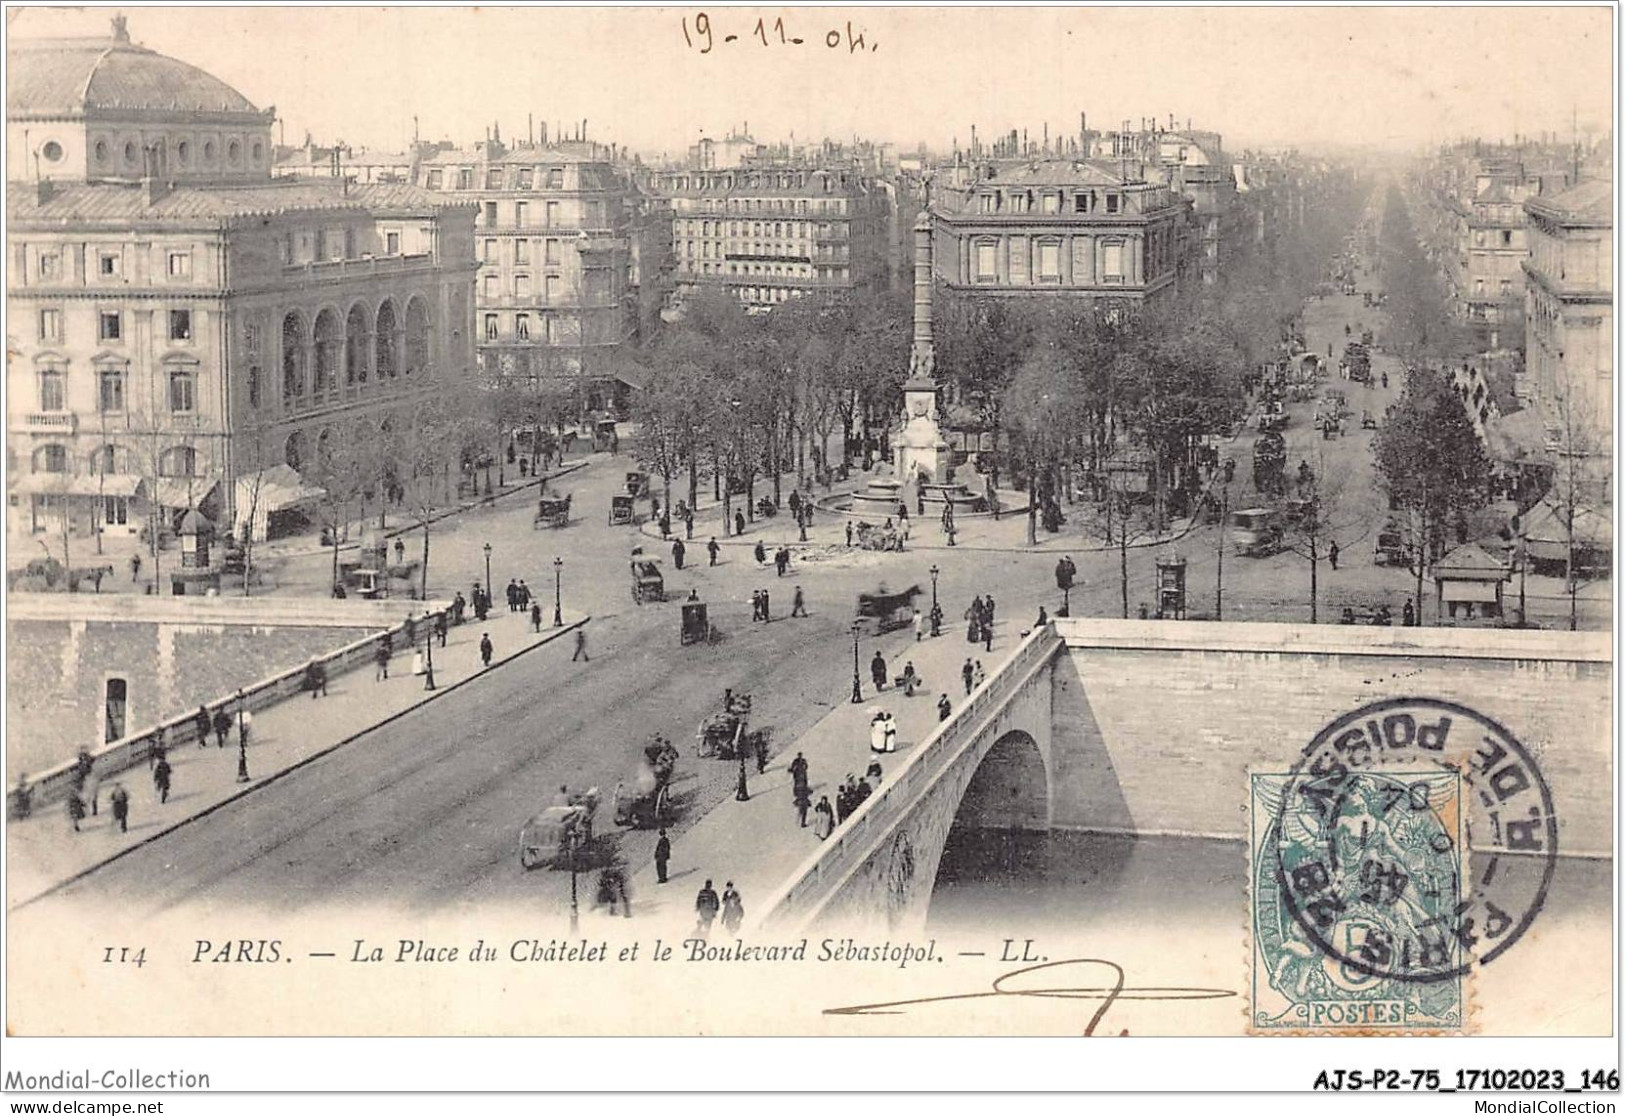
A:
[[1402, 599, 1416, 627], [67, 789, 86, 833], [867, 758, 884, 786], [974, 661, 986, 689], [518, 580, 531, 610], [672, 538, 686, 570], [789, 752, 809, 791], [754, 731, 768, 775], [473, 586, 489, 623], [479, 632, 494, 668], [530, 602, 542, 631], [708, 537, 720, 566], [1328, 541, 1340, 570], [759, 589, 770, 622], [884, 715, 898, 753], [374, 639, 391, 681], [436, 612, 448, 647], [506, 579, 519, 612], [721, 882, 745, 937], [962, 658, 975, 695], [913, 607, 925, 642], [153, 754, 172, 804], [304, 658, 328, 698], [870, 650, 887, 691], [930, 604, 943, 638], [750, 589, 763, 623], [208, 707, 229, 748], [572, 627, 589, 662], [654, 828, 672, 884], [194, 706, 212, 747], [735, 510, 746, 537], [754, 540, 767, 565], [813, 796, 835, 839], [984, 622, 994, 653], [452, 592, 467, 626], [775, 547, 789, 577], [788, 490, 802, 519], [684, 505, 695, 540], [394, 538, 406, 566], [238, 704, 253, 748], [148, 732, 167, 774], [791, 585, 807, 617], [845, 521, 854, 547], [660, 511, 672, 539], [110, 783, 129, 834], [129, 551, 142, 582], [695, 879, 720, 938], [938, 693, 952, 721], [901, 661, 918, 697]]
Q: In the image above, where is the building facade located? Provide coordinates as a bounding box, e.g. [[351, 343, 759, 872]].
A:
[[929, 159, 1193, 308], [1523, 179, 1613, 478], [412, 139, 663, 405], [652, 161, 889, 309], [6, 21, 477, 542]]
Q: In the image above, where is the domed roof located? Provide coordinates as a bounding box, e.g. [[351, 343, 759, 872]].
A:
[[8, 28, 264, 119]]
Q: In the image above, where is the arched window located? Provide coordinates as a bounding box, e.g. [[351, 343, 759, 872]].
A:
[[33, 444, 68, 473], [158, 446, 196, 478], [345, 303, 370, 385], [284, 431, 307, 471], [89, 444, 129, 474], [282, 312, 306, 402], [374, 300, 399, 379], [404, 297, 431, 376], [313, 308, 343, 397]]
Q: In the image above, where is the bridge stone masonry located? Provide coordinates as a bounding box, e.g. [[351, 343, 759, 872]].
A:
[[754, 619, 1612, 934]]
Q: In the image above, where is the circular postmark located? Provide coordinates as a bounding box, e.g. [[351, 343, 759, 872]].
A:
[[1269, 697, 1557, 986]]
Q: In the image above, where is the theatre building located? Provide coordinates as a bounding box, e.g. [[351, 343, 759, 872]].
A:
[[6, 20, 477, 543]]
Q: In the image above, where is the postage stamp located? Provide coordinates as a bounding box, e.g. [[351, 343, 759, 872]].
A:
[[1249, 697, 1559, 1034]]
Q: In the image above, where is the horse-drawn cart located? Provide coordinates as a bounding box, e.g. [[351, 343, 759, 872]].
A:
[[614, 736, 679, 829], [697, 691, 751, 759], [518, 788, 598, 870], [534, 493, 572, 529], [631, 556, 665, 604], [856, 585, 922, 634]]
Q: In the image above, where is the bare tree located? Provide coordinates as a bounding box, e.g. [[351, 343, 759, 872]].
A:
[[1281, 443, 1376, 623]]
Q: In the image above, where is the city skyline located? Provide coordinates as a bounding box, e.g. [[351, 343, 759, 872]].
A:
[[7, 5, 1613, 161]]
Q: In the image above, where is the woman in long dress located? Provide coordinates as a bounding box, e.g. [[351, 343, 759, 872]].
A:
[[869, 713, 888, 754], [813, 796, 835, 840], [882, 714, 898, 753], [721, 882, 745, 936]]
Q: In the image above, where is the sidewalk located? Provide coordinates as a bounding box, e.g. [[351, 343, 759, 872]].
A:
[[616, 608, 1020, 935], [6, 605, 590, 910]]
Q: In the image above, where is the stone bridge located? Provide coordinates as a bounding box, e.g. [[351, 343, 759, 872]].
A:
[[754, 619, 1612, 934]]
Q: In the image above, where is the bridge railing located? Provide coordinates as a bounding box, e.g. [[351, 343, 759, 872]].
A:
[[19, 605, 451, 811], [756, 622, 1064, 932]]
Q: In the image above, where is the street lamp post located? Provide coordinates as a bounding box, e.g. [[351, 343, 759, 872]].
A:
[[423, 626, 437, 691], [568, 828, 580, 934], [235, 691, 250, 784], [552, 556, 563, 627], [929, 564, 939, 611], [849, 620, 864, 704], [483, 542, 493, 604]]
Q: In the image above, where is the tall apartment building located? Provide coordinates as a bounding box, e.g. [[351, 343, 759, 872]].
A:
[[6, 20, 477, 542], [929, 158, 1194, 309], [413, 139, 664, 408], [1523, 178, 1613, 482], [652, 160, 889, 309]]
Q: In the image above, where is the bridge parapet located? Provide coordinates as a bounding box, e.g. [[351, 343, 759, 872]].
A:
[[756, 623, 1063, 934]]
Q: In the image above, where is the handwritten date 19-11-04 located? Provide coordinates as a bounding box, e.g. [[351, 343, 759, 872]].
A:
[[681, 13, 877, 54]]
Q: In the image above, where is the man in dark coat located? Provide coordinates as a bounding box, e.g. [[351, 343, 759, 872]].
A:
[[754, 731, 768, 775], [870, 650, 887, 691], [938, 693, 952, 721], [695, 879, 720, 938], [304, 659, 327, 698], [530, 602, 542, 632], [672, 538, 686, 570], [791, 586, 807, 618], [194, 706, 212, 747], [788, 752, 809, 791], [109, 783, 129, 834], [707, 537, 720, 566], [213, 707, 232, 748], [479, 632, 494, 668], [654, 829, 672, 884], [375, 640, 392, 681], [754, 540, 767, 565], [153, 755, 172, 804], [734, 510, 746, 537], [962, 658, 975, 695], [436, 612, 448, 646]]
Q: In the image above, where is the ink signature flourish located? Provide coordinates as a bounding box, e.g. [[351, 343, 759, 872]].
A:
[[824, 958, 1236, 1036]]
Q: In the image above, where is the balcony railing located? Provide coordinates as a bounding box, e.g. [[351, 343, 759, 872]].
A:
[[283, 252, 435, 277], [20, 412, 76, 432]]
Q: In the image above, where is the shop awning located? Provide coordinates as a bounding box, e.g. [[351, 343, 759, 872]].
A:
[[153, 474, 221, 510], [235, 465, 326, 515], [10, 473, 145, 498]]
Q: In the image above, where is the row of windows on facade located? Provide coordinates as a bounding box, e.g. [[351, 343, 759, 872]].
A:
[[677, 259, 849, 282], [968, 238, 1139, 284], [678, 240, 849, 262], [63, 134, 266, 171], [36, 307, 196, 345], [481, 237, 569, 265], [976, 188, 1128, 216], [674, 219, 847, 239], [481, 313, 578, 342], [23, 246, 193, 284], [426, 166, 569, 191], [479, 199, 611, 229], [30, 441, 198, 478], [670, 196, 853, 216], [283, 227, 411, 266]]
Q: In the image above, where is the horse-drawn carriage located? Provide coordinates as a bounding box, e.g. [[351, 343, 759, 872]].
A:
[[625, 471, 651, 499], [609, 494, 640, 527], [613, 736, 679, 829], [518, 788, 598, 870], [631, 555, 666, 604], [856, 585, 922, 635], [534, 493, 572, 529], [697, 690, 751, 759]]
